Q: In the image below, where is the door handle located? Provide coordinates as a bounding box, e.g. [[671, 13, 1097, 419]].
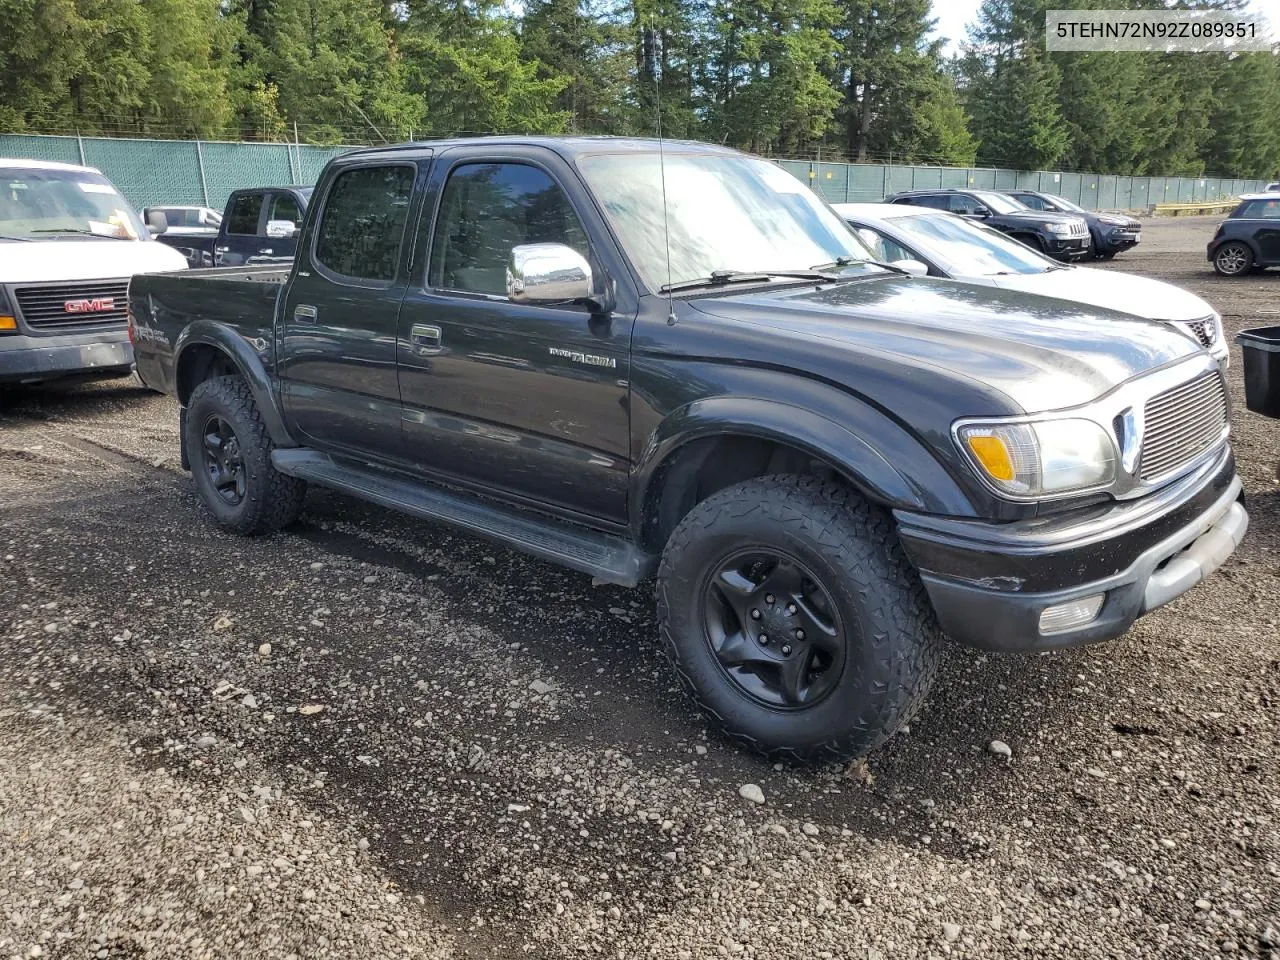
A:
[[259, 247, 273, 255], [215, 245, 229, 253], [410, 323, 443, 356], [294, 304, 318, 323]]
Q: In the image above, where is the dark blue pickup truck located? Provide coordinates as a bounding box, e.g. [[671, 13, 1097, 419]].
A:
[[155, 186, 311, 268]]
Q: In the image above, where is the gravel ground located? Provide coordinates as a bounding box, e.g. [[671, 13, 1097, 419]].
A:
[[0, 216, 1276, 960]]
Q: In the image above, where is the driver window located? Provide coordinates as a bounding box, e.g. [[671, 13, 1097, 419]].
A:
[[948, 194, 985, 215], [429, 162, 589, 296], [269, 192, 303, 228], [854, 226, 912, 263], [1018, 195, 1046, 210]]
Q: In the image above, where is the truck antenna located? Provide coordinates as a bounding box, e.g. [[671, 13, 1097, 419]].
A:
[[651, 19, 676, 326]]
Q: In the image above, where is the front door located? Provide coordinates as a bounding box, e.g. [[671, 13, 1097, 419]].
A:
[[396, 152, 633, 523], [278, 160, 421, 459], [1248, 198, 1280, 262]]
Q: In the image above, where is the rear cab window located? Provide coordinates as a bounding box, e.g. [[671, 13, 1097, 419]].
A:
[[227, 194, 263, 235], [313, 165, 416, 283]]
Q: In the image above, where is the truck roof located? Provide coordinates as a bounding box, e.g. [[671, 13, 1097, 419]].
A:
[[342, 135, 742, 162], [0, 157, 102, 174]]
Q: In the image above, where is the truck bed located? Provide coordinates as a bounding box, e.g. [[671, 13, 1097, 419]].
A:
[[129, 265, 289, 395]]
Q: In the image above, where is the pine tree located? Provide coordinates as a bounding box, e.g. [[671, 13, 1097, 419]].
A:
[[520, 0, 632, 134]]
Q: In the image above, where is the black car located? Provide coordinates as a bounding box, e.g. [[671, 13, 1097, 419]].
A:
[[1206, 194, 1280, 277], [1007, 189, 1142, 259], [886, 189, 1092, 261]]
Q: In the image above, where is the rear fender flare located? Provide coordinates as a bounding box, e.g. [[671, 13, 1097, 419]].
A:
[[173, 320, 294, 447]]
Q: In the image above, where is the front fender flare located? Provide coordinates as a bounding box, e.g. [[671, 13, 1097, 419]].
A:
[[173, 320, 294, 447], [630, 396, 976, 533]]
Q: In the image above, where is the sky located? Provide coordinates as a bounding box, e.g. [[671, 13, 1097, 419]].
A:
[[928, 0, 1280, 54]]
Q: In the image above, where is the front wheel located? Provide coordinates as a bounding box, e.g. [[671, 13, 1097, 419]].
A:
[[1213, 241, 1253, 277], [656, 476, 944, 762], [185, 375, 306, 535]]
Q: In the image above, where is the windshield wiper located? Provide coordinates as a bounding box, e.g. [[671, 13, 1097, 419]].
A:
[[660, 269, 838, 293], [810, 256, 908, 276], [28, 228, 130, 240], [0, 234, 33, 242]]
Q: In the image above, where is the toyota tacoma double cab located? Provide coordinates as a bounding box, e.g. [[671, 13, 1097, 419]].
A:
[[129, 138, 1247, 761]]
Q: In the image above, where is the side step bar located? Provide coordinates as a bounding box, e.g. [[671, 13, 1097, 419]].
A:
[[271, 449, 655, 587]]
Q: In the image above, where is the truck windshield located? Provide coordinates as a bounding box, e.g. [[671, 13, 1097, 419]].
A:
[[889, 213, 1056, 276], [577, 152, 883, 291], [0, 167, 146, 240]]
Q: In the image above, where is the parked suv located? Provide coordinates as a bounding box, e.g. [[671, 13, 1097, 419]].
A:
[[886, 188, 1091, 261], [1006, 189, 1142, 259], [1206, 193, 1280, 277], [130, 138, 1245, 762]]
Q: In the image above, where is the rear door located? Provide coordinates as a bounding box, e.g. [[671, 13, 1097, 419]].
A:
[[277, 157, 425, 459], [217, 191, 266, 266]]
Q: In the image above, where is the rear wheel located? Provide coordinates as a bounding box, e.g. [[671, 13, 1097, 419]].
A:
[[185, 375, 306, 534], [1213, 241, 1253, 277], [656, 475, 943, 762]]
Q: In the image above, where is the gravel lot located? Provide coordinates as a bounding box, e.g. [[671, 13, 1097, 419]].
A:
[[1, 216, 1277, 960]]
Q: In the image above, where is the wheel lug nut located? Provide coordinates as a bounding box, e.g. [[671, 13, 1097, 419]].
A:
[[765, 594, 775, 605], [795, 629, 806, 641], [750, 609, 761, 620], [781, 644, 792, 655], [786, 603, 797, 615], [758, 633, 769, 645]]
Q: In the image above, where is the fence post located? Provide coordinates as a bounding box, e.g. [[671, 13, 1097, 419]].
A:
[[195, 139, 210, 207], [75, 129, 86, 166], [883, 161, 889, 198]]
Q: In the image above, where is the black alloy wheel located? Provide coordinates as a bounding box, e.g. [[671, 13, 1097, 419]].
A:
[[201, 414, 247, 505], [700, 548, 847, 710]]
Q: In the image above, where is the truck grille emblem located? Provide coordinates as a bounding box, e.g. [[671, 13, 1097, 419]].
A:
[[64, 297, 116, 313]]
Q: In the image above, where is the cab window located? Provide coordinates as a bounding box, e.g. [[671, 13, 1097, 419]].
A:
[[269, 192, 304, 228], [313, 165, 415, 282], [227, 194, 263, 235], [852, 225, 913, 263], [428, 162, 589, 296], [947, 194, 986, 215], [1016, 194, 1048, 211]]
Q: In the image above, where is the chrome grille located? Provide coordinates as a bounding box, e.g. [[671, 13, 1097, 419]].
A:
[[14, 279, 130, 330], [1139, 373, 1228, 481], [1183, 316, 1219, 348]]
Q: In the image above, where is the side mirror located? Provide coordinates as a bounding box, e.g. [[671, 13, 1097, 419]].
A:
[[966, 209, 990, 219], [891, 259, 929, 277], [146, 210, 168, 236], [265, 219, 298, 239], [507, 243, 593, 304]]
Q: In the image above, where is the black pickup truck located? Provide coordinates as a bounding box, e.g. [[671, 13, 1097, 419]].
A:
[[154, 186, 311, 268], [129, 138, 1247, 761]]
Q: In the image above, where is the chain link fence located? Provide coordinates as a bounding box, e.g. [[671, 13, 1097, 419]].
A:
[[0, 132, 1268, 212], [0, 133, 354, 209], [775, 159, 1270, 210]]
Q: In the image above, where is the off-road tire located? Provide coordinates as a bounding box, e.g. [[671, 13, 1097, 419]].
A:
[[655, 475, 943, 762], [185, 375, 306, 535]]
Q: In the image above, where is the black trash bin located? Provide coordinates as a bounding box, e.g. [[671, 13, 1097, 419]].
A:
[[1237, 326, 1280, 419]]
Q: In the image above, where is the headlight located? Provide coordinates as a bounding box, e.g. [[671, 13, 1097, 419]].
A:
[[1045, 222, 1073, 235], [0, 286, 15, 334], [956, 418, 1118, 498]]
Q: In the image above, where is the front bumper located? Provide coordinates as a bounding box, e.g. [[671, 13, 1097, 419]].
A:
[[1096, 229, 1141, 254], [1045, 235, 1093, 260], [0, 329, 133, 384], [896, 449, 1246, 652]]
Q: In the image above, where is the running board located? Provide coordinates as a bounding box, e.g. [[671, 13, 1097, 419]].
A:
[[271, 449, 654, 587]]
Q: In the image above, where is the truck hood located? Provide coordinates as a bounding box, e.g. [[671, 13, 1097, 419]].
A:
[[689, 275, 1200, 413], [0, 238, 187, 283], [986, 266, 1214, 323]]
